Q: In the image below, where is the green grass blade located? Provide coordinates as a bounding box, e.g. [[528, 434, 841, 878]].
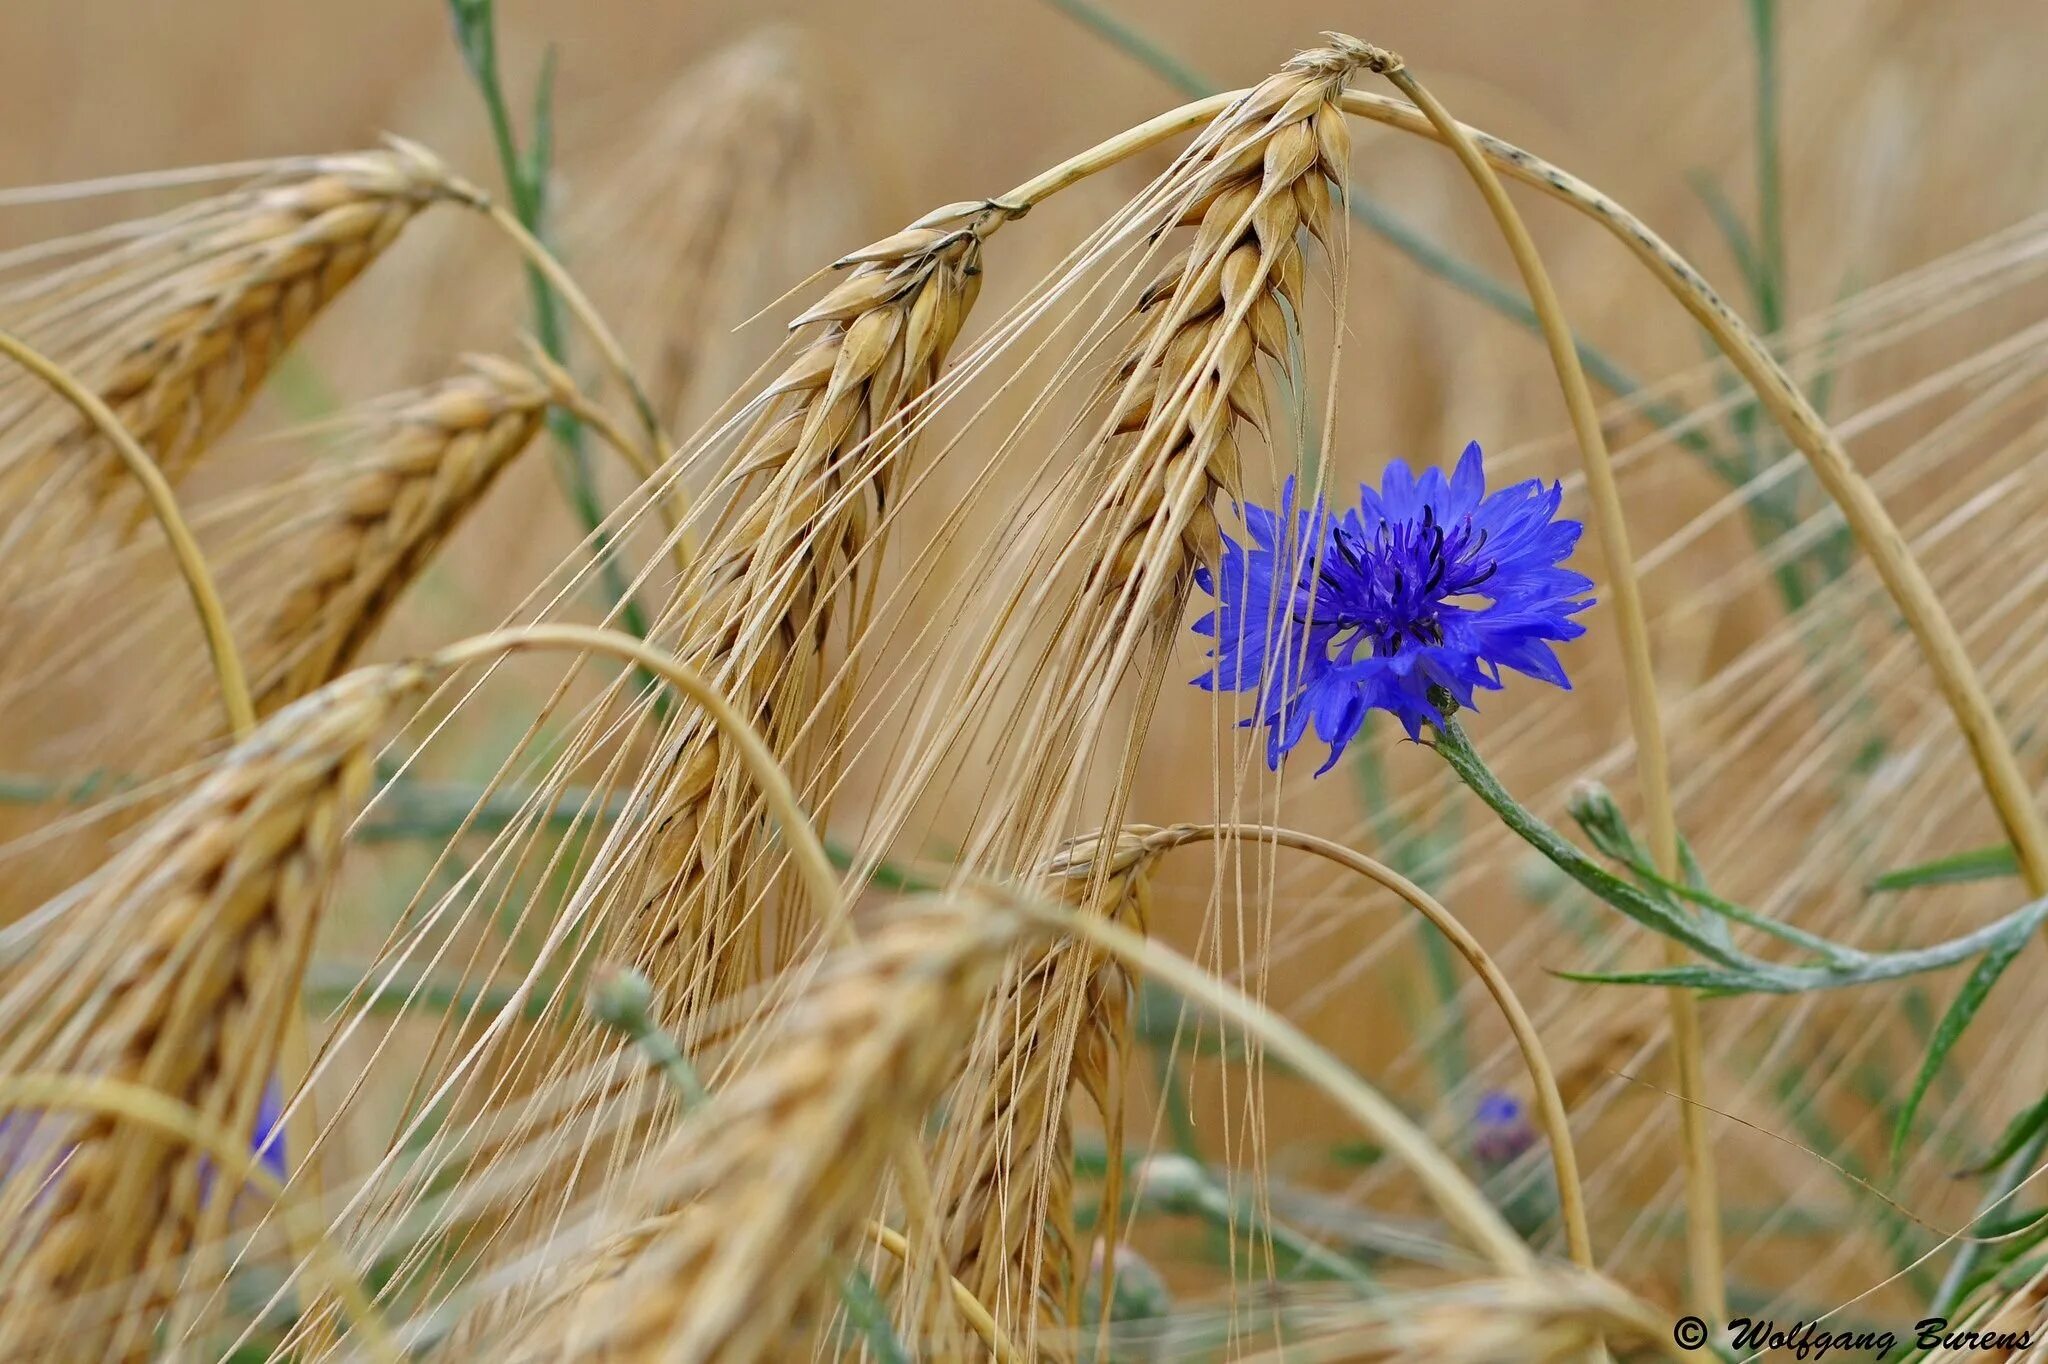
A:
[[1869, 843, 2020, 892], [1894, 916, 2033, 1167]]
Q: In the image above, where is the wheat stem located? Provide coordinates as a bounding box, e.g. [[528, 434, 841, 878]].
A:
[[1011, 892, 1533, 1275], [1124, 821, 1592, 1272], [452, 188, 669, 460], [428, 624, 845, 944], [0, 326, 254, 739], [866, 1222, 1025, 1364], [1374, 56, 1718, 1320]]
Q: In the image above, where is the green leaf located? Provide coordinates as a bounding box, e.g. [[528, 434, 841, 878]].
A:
[[837, 1263, 910, 1364], [1961, 1092, 2048, 1177], [1553, 965, 1777, 993], [1895, 916, 2033, 1167], [1869, 843, 2019, 892]]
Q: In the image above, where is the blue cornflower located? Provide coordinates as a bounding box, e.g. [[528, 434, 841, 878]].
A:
[[1471, 1089, 1538, 1167], [1194, 442, 1593, 772]]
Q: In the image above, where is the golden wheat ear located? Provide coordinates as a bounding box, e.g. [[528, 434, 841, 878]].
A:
[[477, 902, 1024, 1364], [604, 197, 1011, 1018], [0, 145, 455, 509], [564, 30, 825, 433], [940, 831, 1154, 1363], [241, 353, 566, 719], [910, 37, 1369, 1354], [0, 663, 430, 1362]]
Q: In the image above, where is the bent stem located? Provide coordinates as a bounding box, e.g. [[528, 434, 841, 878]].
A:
[[427, 624, 845, 945], [985, 72, 2048, 902], [866, 1223, 1025, 1364], [1316, 88, 2048, 900], [1375, 54, 1722, 1321], [1120, 822, 1592, 1271], [0, 328, 254, 740], [423, 151, 666, 460], [1010, 890, 1534, 1276]]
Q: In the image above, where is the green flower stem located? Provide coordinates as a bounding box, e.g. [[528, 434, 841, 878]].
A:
[[1136, 1153, 1379, 1296], [1429, 711, 2048, 996], [445, 0, 649, 643]]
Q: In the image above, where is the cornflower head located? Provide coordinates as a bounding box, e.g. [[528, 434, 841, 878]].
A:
[[1470, 1090, 1538, 1169], [1194, 442, 1593, 771]]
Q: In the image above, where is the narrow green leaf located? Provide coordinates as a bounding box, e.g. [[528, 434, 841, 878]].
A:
[[1894, 918, 2032, 1167], [1961, 1092, 2048, 1177], [1552, 965, 1776, 993], [1869, 843, 2019, 892], [837, 1264, 911, 1364]]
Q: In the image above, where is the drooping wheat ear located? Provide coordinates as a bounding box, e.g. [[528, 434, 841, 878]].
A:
[[1083, 34, 1361, 625], [243, 353, 567, 718], [0, 663, 427, 1362], [617, 199, 1010, 1017], [940, 831, 1154, 1363], [506, 901, 1022, 1364], [0, 143, 454, 511], [571, 30, 821, 431], [950, 37, 1363, 877]]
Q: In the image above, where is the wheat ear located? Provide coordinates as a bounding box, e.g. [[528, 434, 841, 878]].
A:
[[938, 832, 1152, 1361], [244, 353, 568, 717], [524, 902, 1021, 1364], [617, 199, 1009, 1016], [924, 37, 1368, 1351], [0, 144, 453, 508], [0, 665, 426, 1362]]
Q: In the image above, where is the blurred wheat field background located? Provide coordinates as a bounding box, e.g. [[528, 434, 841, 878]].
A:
[[0, 1, 2046, 1360]]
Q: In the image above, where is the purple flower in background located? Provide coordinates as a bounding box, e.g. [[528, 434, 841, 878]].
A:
[[1471, 1090, 1537, 1167], [1194, 442, 1593, 772], [253, 1077, 287, 1183]]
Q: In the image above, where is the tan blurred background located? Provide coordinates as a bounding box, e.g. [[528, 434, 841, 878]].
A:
[[7, 0, 2048, 1322]]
